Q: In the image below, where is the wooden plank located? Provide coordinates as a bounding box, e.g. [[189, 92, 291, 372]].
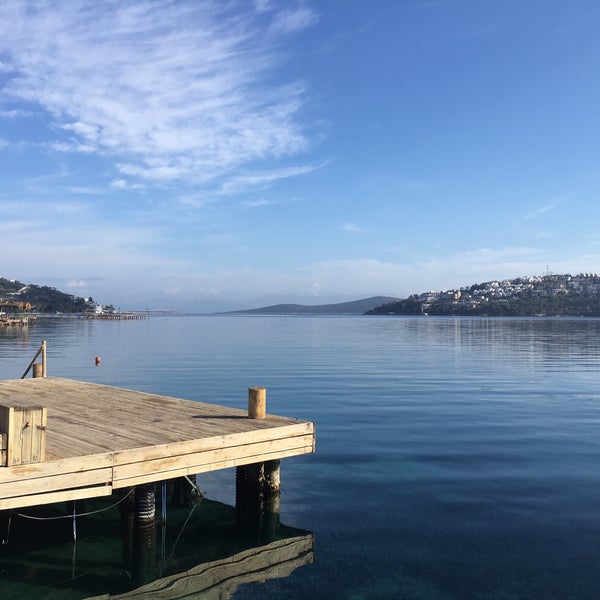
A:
[[16, 407, 31, 464], [113, 433, 315, 481], [0, 467, 113, 499], [5, 406, 14, 466], [0, 424, 314, 485], [0, 404, 10, 434], [0, 484, 113, 511], [18, 406, 46, 464], [110, 422, 314, 466], [38, 407, 47, 463], [0, 452, 115, 483], [47, 429, 124, 456], [114, 444, 315, 489], [0, 433, 6, 467]]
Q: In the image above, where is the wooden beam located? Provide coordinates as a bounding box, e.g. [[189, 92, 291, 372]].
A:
[[113, 440, 315, 489], [0, 484, 112, 511], [0, 467, 113, 501], [0, 452, 115, 483]]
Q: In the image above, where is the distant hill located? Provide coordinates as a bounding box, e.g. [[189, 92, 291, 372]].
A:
[[221, 296, 400, 315], [0, 277, 101, 314], [367, 273, 600, 317]]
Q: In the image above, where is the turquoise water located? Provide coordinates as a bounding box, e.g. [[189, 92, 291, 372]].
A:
[[2, 316, 600, 598]]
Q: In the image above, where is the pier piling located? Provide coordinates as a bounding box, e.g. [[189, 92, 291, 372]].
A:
[[248, 386, 266, 419], [236, 388, 282, 536], [135, 483, 156, 522]]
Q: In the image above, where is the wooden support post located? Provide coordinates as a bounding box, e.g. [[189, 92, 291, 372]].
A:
[[135, 483, 156, 522], [264, 459, 281, 497], [119, 487, 136, 575], [32, 363, 43, 378], [132, 507, 157, 587], [132, 482, 157, 584], [41, 339, 47, 377], [20, 340, 46, 379], [248, 386, 266, 419], [236, 387, 281, 538]]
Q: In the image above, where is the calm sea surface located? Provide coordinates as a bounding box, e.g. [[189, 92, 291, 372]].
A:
[[2, 315, 600, 598]]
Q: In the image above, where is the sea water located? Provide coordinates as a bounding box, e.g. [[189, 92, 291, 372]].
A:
[[2, 315, 600, 599]]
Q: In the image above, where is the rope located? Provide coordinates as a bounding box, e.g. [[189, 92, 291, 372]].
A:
[[72, 500, 77, 543], [160, 481, 167, 573], [1, 513, 12, 544], [167, 502, 198, 563], [184, 475, 205, 498], [14, 488, 135, 521]]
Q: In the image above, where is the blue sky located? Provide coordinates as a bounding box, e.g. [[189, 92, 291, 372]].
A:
[[1, 1, 600, 311]]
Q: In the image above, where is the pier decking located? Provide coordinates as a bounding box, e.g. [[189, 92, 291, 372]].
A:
[[0, 377, 315, 511]]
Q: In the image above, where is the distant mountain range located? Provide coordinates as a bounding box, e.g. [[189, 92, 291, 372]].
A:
[[221, 296, 400, 315]]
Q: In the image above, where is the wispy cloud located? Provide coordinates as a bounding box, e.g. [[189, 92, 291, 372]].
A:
[[523, 202, 556, 220], [532, 230, 556, 240], [66, 280, 87, 290], [268, 7, 318, 35], [0, 108, 34, 118], [242, 197, 294, 209], [342, 223, 368, 234], [219, 163, 325, 194], [0, 1, 318, 191], [244, 198, 275, 208], [64, 186, 105, 196]]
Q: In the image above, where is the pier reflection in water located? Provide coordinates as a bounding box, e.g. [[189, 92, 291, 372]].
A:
[[0, 477, 314, 599]]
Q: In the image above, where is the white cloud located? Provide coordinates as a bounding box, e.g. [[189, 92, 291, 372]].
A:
[[0, 1, 318, 191], [244, 198, 274, 208], [242, 197, 295, 208], [64, 186, 104, 196], [0, 108, 33, 118], [342, 223, 368, 234], [254, 0, 272, 14], [268, 7, 318, 35], [66, 280, 87, 289], [110, 179, 145, 191]]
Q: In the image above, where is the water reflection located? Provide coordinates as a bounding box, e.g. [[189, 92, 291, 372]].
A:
[[0, 480, 313, 599]]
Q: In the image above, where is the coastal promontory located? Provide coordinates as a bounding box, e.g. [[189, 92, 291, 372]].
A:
[[367, 274, 600, 317]]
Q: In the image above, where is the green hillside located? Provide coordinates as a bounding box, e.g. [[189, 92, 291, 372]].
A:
[[367, 273, 600, 317], [0, 277, 97, 314]]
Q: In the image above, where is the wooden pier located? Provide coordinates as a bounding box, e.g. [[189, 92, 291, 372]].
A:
[[0, 377, 315, 511], [0, 316, 31, 327], [85, 312, 148, 320]]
